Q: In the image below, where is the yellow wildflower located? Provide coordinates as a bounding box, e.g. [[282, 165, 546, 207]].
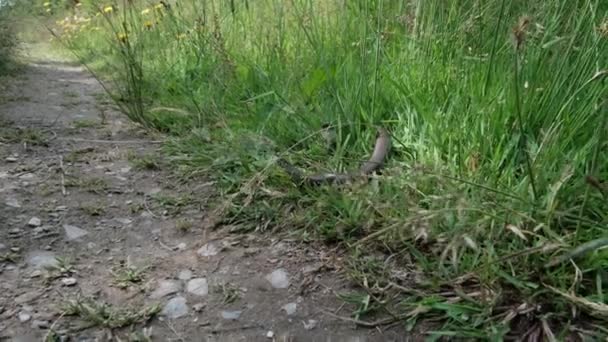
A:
[[176, 33, 187, 40], [103, 6, 113, 13], [154, 4, 164, 10], [141, 8, 150, 15], [45, 8, 51, 13], [144, 20, 153, 29], [43, 2, 51, 7], [117, 32, 128, 42]]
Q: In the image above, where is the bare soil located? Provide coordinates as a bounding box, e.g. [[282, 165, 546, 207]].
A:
[[0, 44, 408, 341]]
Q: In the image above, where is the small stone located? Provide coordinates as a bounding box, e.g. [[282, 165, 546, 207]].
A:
[[27, 217, 41, 227], [5, 156, 17, 162], [5, 198, 21, 208], [197, 242, 219, 257], [61, 277, 77, 286], [265, 269, 289, 289], [282, 302, 297, 316], [30, 270, 42, 278], [147, 187, 162, 195], [186, 278, 208, 297], [193, 303, 205, 312], [18, 312, 31, 322], [115, 218, 132, 225], [19, 173, 34, 180], [161, 296, 188, 319], [301, 263, 322, 274], [15, 291, 42, 304], [55, 206, 68, 211], [266, 331, 274, 339], [303, 319, 318, 330], [120, 167, 131, 174], [0, 243, 6, 251], [31, 319, 50, 329], [178, 269, 193, 281], [32, 227, 46, 234], [176, 242, 187, 251], [221, 310, 241, 320], [26, 251, 58, 269], [63, 224, 88, 241], [150, 280, 181, 299]]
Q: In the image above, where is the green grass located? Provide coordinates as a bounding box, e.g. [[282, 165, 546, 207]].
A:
[[31, 0, 608, 338]]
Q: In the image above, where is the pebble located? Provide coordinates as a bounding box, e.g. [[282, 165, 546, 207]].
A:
[[27, 217, 41, 227], [5, 198, 21, 208], [26, 251, 58, 269], [161, 296, 188, 319], [221, 310, 242, 320], [63, 224, 89, 241], [303, 319, 318, 330], [193, 303, 205, 312], [265, 269, 290, 289], [61, 277, 77, 286], [282, 302, 297, 316], [196, 242, 219, 257], [177, 242, 187, 251], [186, 278, 208, 297], [114, 218, 132, 225], [31, 320, 50, 329], [150, 280, 181, 299], [147, 187, 162, 195], [266, 331, 274, 339], [18, 312, 32, 322], [178, 269, 193, 281], [15, 291, 42, 304], [5, 156, 18, 162]]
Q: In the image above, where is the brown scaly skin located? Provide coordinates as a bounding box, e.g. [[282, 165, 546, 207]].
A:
[[278, 127, 391, 186]]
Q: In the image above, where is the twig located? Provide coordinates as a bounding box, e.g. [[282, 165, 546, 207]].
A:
[[320, 309, 405, 328], [57, 137, 163, 144], [207, 324, 262, 333], [58, 155, 67, 196], [143, 196, 160, 218], [211, 256, 224, 273], [158, 239, 178, 252], [43, 312, 66, 341]]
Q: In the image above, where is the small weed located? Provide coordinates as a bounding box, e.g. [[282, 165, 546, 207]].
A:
[[152, 193, 194, 216], [0, 252, 19, 263], [44, 256, 76, 283], [72, 119, 100, 129], [175, 218, 193, 232], [129, 202, 145, 214], [62, 296, 160, 329], [0, 127, 47, 146], [64, 147, 96, 163], [63, 90, 79, 98], [129, 153, 162, 171], [79, 202, 106, 216], [65, 176, 108, 194], [111, 261, 149, 289], [215, 282, 241, 304]]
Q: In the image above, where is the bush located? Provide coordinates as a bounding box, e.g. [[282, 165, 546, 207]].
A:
[[0, 5, 17, 74]]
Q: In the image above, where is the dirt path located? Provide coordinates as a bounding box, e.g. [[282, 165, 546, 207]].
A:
[[0, 45, 405, 341]]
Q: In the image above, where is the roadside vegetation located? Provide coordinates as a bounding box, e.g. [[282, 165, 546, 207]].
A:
[[0, 1, 18, 74], [29, 0, 608, 338]]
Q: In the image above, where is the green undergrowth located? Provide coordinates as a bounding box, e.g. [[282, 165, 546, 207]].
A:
[[0, 3, 19, 75], [33, 0, 608, 338]]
